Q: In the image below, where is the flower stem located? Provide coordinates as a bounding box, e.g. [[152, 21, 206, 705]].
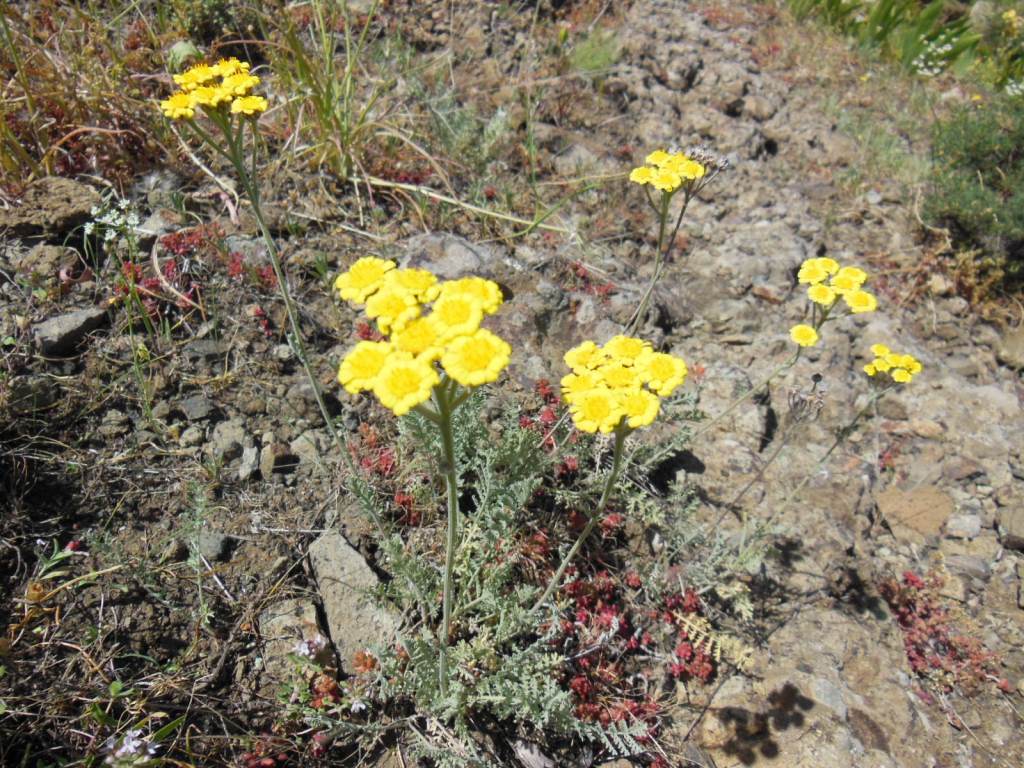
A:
[[532, 427, 627, 613], [435, 382, 460, 697]]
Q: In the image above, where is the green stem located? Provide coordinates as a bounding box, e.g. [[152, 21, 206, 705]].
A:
[[630, 191, 671, 330], [532, 427, 627, 613], [436, 382, 460, 697]]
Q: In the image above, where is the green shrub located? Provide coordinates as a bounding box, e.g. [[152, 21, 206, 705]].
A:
[[924, 96, 1024, 281]]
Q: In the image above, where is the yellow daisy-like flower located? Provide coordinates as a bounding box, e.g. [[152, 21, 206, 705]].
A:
[[561, 371, 603, 404], [598, 362, 642, 390], [391, 315, 444, 361], [564, 341, 607, 373], [440, 329, 511, 387], [844, 289, 878, 313], [212, 57, 250, 78], [797, 258, 829, 285], [817, 257, 840, 275], [645, 150, 672, 167], [160, 92, 195, 120], [807, 283, 837, 306], [338, 341, 394, 394], [629, 166, 655, 185], [790, 324, 819, 347], [365, 286, 421, 333], [863, 363, 877, 376], [870, 343, 890, 357], [569, 387, 624, 434], [830, 266, 868, 294], [638, 350, 687, 396], [385, 268, 440, 302], [650, 168, 682, 193], [173, 64, 217, 91], [221, 72, 261, 96], [603, 335, 651, 365], [620, 387, 661, 429], [438, 277, 503, 314], [430, 293, 484, 341], [872, 356, 892, 372], [334, 257, 396, 303], [373, 356, 439, 416], [891, 369, 912, 383], [190, 85, 233, 108], [664, 154, 706, 180], [231, 96, 268, 116], [902, 355, 923, 375]]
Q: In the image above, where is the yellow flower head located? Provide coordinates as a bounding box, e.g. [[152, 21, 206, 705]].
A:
[[569, 387, 624, 434], [872, 356, 892, 372], [891, 369, 912, 383], [430, 293, 484, 341], [564, 340, 607, 373], [645, 150, 672, 167], [650, 168, 682, 193], [561, 371, 603, 404], [664, 154, 706, 180], [844, 289, 878, 313], [598, 362, 642, 390], [160, 92, 195, 120], [373, 356, 439, 416], [807, 283, 837, 306], [231, 96, 268, 116], [190, 85, 233, 108], [863, 362, 877, 376], [797, 258, 829, 285], [438, 277, 503, 314], [212, 57, 251, 78], [790, 324, 819, 347], [338, 341, 394, 394], [817, 257, 840, 275], [603, 335, 651, 365], [391, 315, 444, 361], [901, 355, 923, 375], [620, 387, 660, 429], [864, 347, 922, 384], [440, 329, 511, 387], [385, 268, 440, 302], [221, 72, 261, 97], [629, 166, 655, 185], [830, 266, 868, 294], [638, 350, 687, 396], [870, 343, 890, 357], [365, 286, 420, 334], [334, 257, 396, 303], [173, 64, 217, 91]]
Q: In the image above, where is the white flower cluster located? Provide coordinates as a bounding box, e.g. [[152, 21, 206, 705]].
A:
[[84, 196, 140, 244], [912, 35, 955, 78], [1005, 79, 1024, 98], [104, 728, 157, 765]]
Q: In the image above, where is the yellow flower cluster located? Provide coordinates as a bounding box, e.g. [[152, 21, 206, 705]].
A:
[[1005, 9, 1020, 36], [561, 336, 687, 433], [797, 257, 878, 314], [629, 150, 706, 193], [863, 344, 922, 384], [160, 58, 267, 120], [336, 258, 511, 415]]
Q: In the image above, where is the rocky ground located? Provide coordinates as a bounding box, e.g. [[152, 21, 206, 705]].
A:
[[2, 1, 1023, 767]]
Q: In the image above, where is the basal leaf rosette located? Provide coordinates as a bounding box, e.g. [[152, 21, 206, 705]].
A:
[[335, 259, 511, 416], [561, 335, 687, 434], [863, 344, 923, 384], [790, 257, 880, 349], [160, 58, 267, 121]]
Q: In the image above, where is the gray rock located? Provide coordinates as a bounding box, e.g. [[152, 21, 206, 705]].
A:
[[8, 375, 58, 415], [743, 94, 776, 121], [944, 554, 991, 581], [207, 418, 248, 461], [259, 598, 328, 684], [308, 532, 399, 670], [401, 232, 497, 279], [260, 442, 299, 478], [945, 514, 982, 540], [0, 177, 100, 238], [238, 445, 260, 481], [179, 425, 205, 447], [178, 394, 216, 421], [12, 244, 75, 282], [997, 508, 1024, 551], [97, 409, 130, 439], [997, 326, 1024, 370], [196, 531, 232, 562], [290, 430, 326, 467], [33, 306, 109, 356]]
